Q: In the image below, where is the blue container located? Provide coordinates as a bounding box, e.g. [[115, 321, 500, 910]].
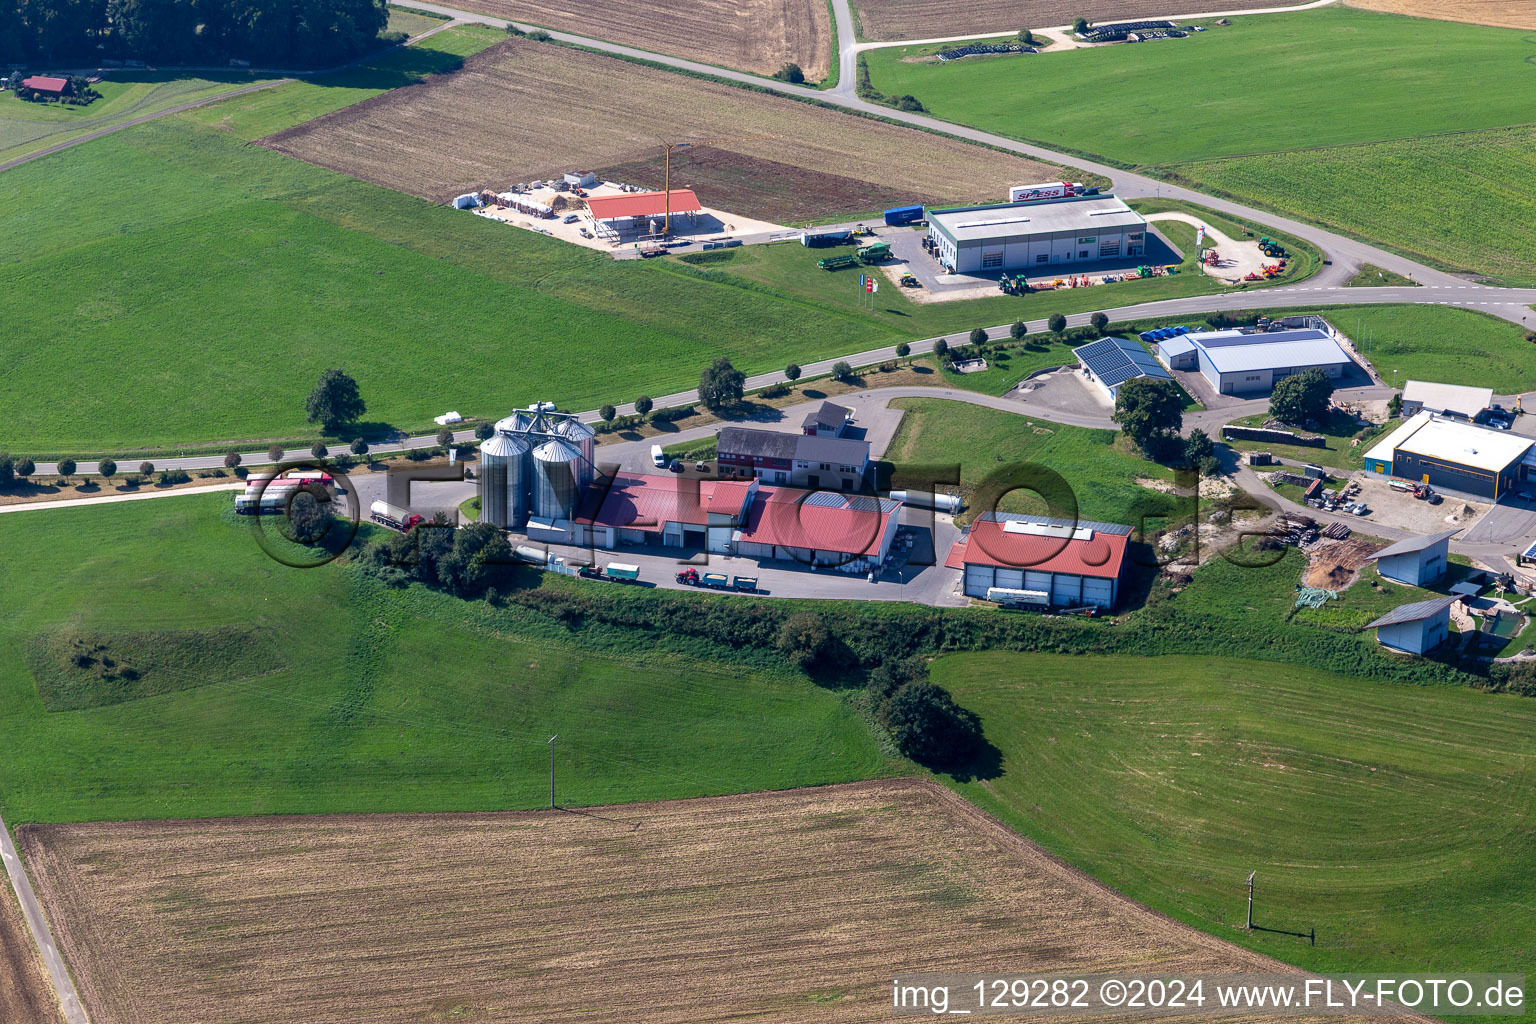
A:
[[883, 204, 924, 226]]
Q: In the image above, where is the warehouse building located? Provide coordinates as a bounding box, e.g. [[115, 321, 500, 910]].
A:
[[1366, 595, 1457, 655], [573, 473, 902, 569], [717, 427, 871, 490], [1155, 324, 1355, 396], [926, 194, 1147, 274], [1365, 529, 1458, 586], [1401, 380, 1492, 422], [944, 512, 1133, 609], [1363, 411, 1533, 500], [1073, 336, 1174, 400]]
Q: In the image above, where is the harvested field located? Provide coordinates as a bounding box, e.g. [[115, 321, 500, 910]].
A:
[[594, 146, 938, 224], [851, 0, 1314, 40], [25, 780, 1360, 1024], [260, 38, 1069, 220], [445, 0, 832, 78], [0, 884, 62, 1024], [1345, 0, 1536, 30]]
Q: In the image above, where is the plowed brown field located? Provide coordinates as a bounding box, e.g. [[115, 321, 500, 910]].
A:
[[23, 780, 1395, 1024], [851, 0, 1314, 39], [1345, 0, 1536, 30], [444, 0, 833, 79], [0, 884, 62, 1024], [259, 38, 1069, 219]]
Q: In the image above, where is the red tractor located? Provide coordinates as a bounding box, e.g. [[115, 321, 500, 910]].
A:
[[675, 568, 701, 585]]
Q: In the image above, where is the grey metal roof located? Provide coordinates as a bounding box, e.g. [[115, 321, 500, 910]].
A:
[[929, 195, 1144, 243], [1182, 328, 1354, 374], [801, 401, 852, 430], [1073, 336, 1172, 389], [1366, 529, 1459, 562], [718, 426, 799, 460], [716, 426, 869, 465], [1365, 595, 1457, 629], [979, 511, 1133, 535]]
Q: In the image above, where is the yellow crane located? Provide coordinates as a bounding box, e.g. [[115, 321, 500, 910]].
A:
[[656, 134, 775, 235]]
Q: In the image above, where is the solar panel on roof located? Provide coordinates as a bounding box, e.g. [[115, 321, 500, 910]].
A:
[[802, 491, 847, 508], [1075, 337, 1172, 389]]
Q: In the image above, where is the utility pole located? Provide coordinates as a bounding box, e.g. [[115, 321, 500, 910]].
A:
[[1246, 871, 1256, 930], [546, 736, 559, 810]]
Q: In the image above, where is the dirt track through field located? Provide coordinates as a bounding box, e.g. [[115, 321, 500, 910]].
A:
[[260, 38, 1066, 218], [0, 882, 63, 1024], [22, 780, 1412, 1024], [1344, 0, 1536, 30], [439, 0, 832, 78]]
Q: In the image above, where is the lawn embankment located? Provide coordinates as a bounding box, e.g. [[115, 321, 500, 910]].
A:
[[1223, 412, 1398, 472], [860, 7, 1536, 283], [0, 493, 896, 824], [934, 650, 1536, 986]]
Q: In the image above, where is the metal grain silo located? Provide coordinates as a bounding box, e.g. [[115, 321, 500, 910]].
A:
[[479, 432, 531, 528], [532, 438, 582, 521], [555, 417, 596, 492]]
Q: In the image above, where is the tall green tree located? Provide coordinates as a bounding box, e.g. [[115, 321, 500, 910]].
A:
[[1113, 376, 1184, 452], [699, 357, 745, 411], [1269, 367, 1334, 424], [305, 368, 366, 432]]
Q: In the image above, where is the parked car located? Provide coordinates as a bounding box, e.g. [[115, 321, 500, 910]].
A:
[[668, 460, 685, 473], [562, 213, 579, 224]]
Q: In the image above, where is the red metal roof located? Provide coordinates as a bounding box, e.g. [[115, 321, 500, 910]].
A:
[[740, 487, 895, 557], [705, 481, 754, 517], [944, 519, 1129, 579], [584, 189, 702, 222], [22, 76, 68, 93], [576, 473, 712, 531]]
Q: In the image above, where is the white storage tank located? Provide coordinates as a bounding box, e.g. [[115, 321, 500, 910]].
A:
[[532, 438, 583, 521]]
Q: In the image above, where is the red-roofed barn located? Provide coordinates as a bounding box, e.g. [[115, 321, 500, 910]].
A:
[[945, 512, 1133, 609], [21, 76, 69, 96], [574, 473, 903, 568]]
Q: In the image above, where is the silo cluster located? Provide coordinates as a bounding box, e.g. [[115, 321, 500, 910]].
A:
[[477, 404, 595, 528]]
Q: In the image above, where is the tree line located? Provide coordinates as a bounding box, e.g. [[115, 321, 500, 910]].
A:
[[1, 0, 388, 68]]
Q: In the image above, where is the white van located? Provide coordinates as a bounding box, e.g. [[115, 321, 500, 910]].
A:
[[651, 444, 667, 468]]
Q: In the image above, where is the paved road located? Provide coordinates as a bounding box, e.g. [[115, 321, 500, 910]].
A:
[[0, 814, 88, 1024]]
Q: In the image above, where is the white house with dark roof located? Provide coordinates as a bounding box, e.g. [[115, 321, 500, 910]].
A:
[[1365, 529, 1459, 586], [1366, 595, 1458, 655]]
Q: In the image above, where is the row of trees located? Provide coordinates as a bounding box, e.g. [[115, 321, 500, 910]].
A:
[[2, 0, 388, 68]]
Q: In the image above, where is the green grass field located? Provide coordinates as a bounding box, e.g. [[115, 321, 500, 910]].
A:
[[861, 7, 1536, 282], [0, 73, 288, 165], [1346, 263, 1417, 288], [934, 650, 1536, 988], [1178, 127, 1536, 285], [0, 117, 886, 453], [0, 493, 896, 824], [1330, 305, 1536, 391], [862, 8, 1536, 165], [883, 397, 1178, 524]]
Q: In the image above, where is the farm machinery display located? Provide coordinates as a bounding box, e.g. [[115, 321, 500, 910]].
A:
[[997, 272, 1031, 295], [857, 242, 891, 263], [817, 253, 859, 271]]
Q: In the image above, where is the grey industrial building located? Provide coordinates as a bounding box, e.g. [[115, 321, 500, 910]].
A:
[[1366, 595, 1457, 655], [1365, 529, 1458, 586], [926, 194, 1148, 274]]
